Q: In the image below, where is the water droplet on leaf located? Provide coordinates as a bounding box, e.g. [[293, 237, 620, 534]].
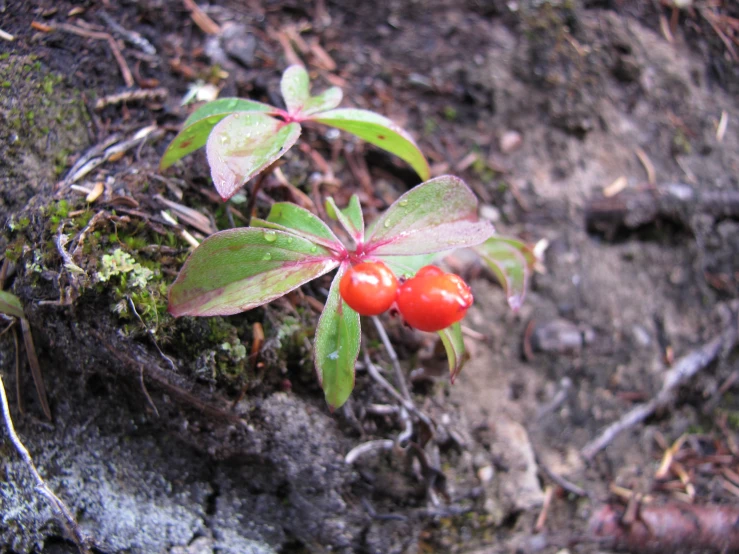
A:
[[383, 220, 391, 228], [399, 199, 408, 207], [262, 252, 272, 261], [263, 230, 278, 242]]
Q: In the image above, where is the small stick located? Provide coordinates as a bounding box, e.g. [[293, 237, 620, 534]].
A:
[[634, 146, 656, 185], [94, 88, 167, 110], [371, 316, 411, 401], [244, 164, 277, 226], [0, 376, 91, 553], [363, 351, 433, 429], [13, 323, 23, 415], [581, 317, 738, 460], [20, 318, 51, 421], [56, 23, 134, 87], [344, 439, 394, 464], [535, 485, 554, 532], [98, 10, 156, 55], [182, 0, 221, 35], [539, 459, 589, 498]]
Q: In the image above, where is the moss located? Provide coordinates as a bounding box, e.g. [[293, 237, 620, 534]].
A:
[[7, 216, 30, 232], [0, 55, 90, 210], [45, 199, 71, 225]]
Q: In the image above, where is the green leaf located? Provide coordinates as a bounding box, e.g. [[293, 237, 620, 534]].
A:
[[325, 195, 364, 243], [376, 253, 438, 279], [160, 98, 274, 170], [314, 266, 361, 410], [365, 175, 495, 257], [0, 290, 24, 319], [302, 86, 343, 116], [168, 228, 339, 317], [206, 113, 301, 200], [281, 65, 310, 115], [183, 98, 274, 127], [310, 108, 430, 181], [474, 236, 535, 312], [438, 322, 468, 383], [251, 202, 344, 252]]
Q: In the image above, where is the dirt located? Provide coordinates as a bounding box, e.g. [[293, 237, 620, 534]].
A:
[[0, 1, 738, 553]]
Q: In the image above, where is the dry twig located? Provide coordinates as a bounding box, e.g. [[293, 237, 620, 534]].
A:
[[55, 23, 134, 87], [0, 376, 91, 553], [581, 311, 738, 460]]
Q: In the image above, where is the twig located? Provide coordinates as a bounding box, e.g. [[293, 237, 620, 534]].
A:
[[397, 407, 413, 446], [535, 485, 554, 532], [0, 376, 91, 553], [98, 11, 156, 55], [56, 23, 134, 87], [20, 318, 51, 421], [361, 497, 409, 521], [363, 351, 433, 429], [0, 28, 14, 41], [127, 297, 175, 371], [13, 323, 22, 415], [634, 146, 656, 185], [94, 88, 167, 110], [182, 0, 221, 35], [539, 458, 589, 497], [581, 315, 738, 460], [371, 316, 411, 401], [245, 164, 277, 226], [344, 439, 394, 464]]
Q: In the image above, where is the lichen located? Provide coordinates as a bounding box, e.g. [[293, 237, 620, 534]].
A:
[[98, 248, 154, 289]]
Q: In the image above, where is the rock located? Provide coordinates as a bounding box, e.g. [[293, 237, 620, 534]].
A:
[[222, 24, 257, 69], [500, 130, 522, 153], [532, 319, 593, 355], [483, 417, 544, 522]]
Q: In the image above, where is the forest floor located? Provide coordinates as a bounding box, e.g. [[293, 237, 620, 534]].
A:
[[0, 1, 738, 553]]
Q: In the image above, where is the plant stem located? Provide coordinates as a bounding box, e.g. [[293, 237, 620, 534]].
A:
[[371, 316, 411, 401], [244, 162, 278, 226]]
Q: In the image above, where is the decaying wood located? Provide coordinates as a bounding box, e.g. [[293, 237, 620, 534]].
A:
[[585, 184, 739, 238], [589, 503, 739, 553]]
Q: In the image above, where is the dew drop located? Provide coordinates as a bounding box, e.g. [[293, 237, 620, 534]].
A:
[[327, 350, 339, 360], [286, 237, 293, 244], [383, 220, 391, 228], [262, 252, 272, 261], [399, 199, 408, 207], [310, 246, 318, 253], [263, 230, 277, 242]]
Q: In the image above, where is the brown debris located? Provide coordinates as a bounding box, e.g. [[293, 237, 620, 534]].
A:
[[589, 503, 739, 553]]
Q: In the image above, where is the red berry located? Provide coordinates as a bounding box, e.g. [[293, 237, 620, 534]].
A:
[[339, 261, 399, 316], [413, 265, 444, 279], [396, 266, 473, 332]]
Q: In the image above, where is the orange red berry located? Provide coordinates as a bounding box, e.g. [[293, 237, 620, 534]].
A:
[[339, 261, 399, 316], [396, 265, 473, 332]]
